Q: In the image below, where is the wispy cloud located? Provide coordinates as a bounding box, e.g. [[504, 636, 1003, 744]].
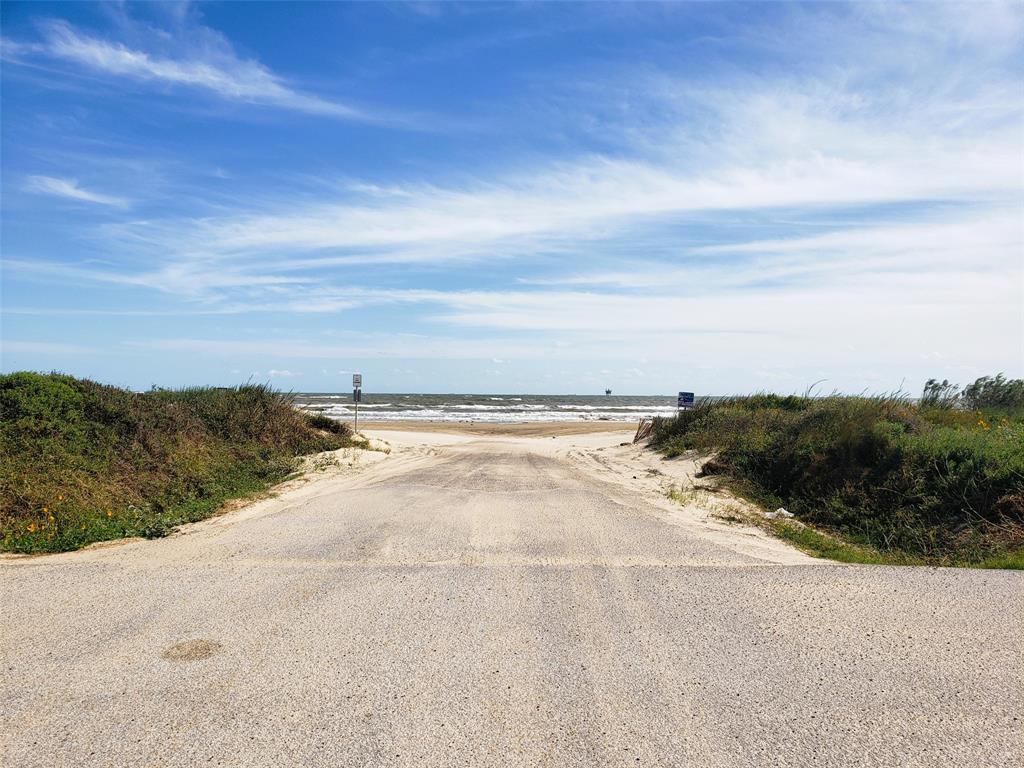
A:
[[1, 340, 97, 355], [10, 4, 1021, 278], [3, 2, 1021, 390], [94, 41, 1021, 273], [5, 17, 384, 122], [125, 254, 1017, 370], [2, 256, 311, 296], [24, 175, 129, 207], [523, 210, 1023, 292], [41, 21, 364, 119]]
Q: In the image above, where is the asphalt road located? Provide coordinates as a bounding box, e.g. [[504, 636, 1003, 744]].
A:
[[2, 435, 1022, 767]]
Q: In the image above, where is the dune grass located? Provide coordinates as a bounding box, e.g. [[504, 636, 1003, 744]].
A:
[[0, 372, 351, 554], [650, 389, 1024, 568]]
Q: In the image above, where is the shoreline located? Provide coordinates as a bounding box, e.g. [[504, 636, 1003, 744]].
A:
[[358, 419, 638, 437]]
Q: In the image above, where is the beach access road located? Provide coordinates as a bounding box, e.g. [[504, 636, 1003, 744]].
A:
[[2, 424, 1021, 767]]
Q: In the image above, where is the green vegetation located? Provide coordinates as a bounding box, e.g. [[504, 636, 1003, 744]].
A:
[[650, 375, 1024, 568], [1, 372, 351, 554], [768, 520, 920, 565], [922, 372, 1024, 413]]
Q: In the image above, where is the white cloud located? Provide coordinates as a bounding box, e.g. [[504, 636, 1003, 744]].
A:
[[6, 3, 1022, 390], [122, 264, 1017, 384], [526, 210, 1023, 292], [1, 340, 97, 355], [10, 5, 1014, 305], [116, 134, 1018, 265], [26, 20, 367, 120], [24, 175, 129, 207], [267, 369, 298, 377], [1, 256, 311, 298], [98, 55, 1020, 274]]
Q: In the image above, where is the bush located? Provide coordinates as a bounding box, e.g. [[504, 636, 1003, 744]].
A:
[[0, 372, 352, 553], [649, 390, 1024, 565], [921, 378, 961, 408], [307, 412, 348, 434], [962, 373, 1024, 411], [919, 373, 1024, 412]]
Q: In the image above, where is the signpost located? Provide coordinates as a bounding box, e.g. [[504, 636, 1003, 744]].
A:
[[678, 391, 695, 411], [352, 374, 362, 433]]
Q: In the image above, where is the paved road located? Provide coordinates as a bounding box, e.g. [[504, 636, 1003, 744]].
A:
[[2, 436, 1022, 767]]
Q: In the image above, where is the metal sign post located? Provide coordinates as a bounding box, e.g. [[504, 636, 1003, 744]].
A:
[[352, 374, 362, 433]]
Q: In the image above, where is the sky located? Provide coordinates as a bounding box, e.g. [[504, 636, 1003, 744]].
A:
[[1, 1, 1022, 395]]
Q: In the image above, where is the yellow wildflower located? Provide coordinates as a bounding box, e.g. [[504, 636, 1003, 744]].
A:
[[27, 522, 36, 533], [106, 510, 113, 518]]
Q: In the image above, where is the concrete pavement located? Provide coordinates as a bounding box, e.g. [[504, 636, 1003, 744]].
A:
[[2, 433, 1021, 767]]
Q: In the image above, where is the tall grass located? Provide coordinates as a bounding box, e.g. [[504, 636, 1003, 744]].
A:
[[1, 372, 351, 553], [649, 392, 1024, 566]]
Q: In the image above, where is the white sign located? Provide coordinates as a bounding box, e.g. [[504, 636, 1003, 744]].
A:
[[352, 373, 362, 388]]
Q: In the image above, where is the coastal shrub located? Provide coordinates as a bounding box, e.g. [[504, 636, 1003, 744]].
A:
[[962, 373, 1024, 411], [307, 412, 348, 434], [649, 388, 1024, 566], [920, 378, 961, 409], [919, 373, 1024, 413], [0, 372, 351, 553]]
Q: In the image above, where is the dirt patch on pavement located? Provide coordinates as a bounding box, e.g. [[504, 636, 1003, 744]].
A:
[[161, 639, 222, 662]]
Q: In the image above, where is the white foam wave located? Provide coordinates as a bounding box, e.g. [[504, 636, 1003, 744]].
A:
[[305, 409, 665, 423]]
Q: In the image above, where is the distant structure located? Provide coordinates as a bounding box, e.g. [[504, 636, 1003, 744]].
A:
[[605, 388, 612, 395]]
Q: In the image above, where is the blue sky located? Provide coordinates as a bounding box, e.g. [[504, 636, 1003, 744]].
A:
[[2, 1, 1021, 394]]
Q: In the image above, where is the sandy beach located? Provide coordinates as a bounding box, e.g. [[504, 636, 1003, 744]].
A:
[[359, 419, 639, 437]]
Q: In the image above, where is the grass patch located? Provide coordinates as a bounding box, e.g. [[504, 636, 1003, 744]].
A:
[[976, 549, 1024, 570], [666, 477, 916, 565], [664, 485, 714, 508], [1, 372, 352, 553], [768, 521, 921, 565], [649, 385, 1024, 569]]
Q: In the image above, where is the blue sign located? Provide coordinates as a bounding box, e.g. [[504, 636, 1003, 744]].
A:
[[678, 391, 695, 408]]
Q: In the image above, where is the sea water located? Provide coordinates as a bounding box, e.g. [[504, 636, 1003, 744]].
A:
[[294, 393, 678, 423]]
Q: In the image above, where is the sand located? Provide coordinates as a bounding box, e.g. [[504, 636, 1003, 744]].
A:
[[357, 419, 639, 437]]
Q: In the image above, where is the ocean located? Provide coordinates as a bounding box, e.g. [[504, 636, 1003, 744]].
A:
[[294, 393, 679, 423]]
